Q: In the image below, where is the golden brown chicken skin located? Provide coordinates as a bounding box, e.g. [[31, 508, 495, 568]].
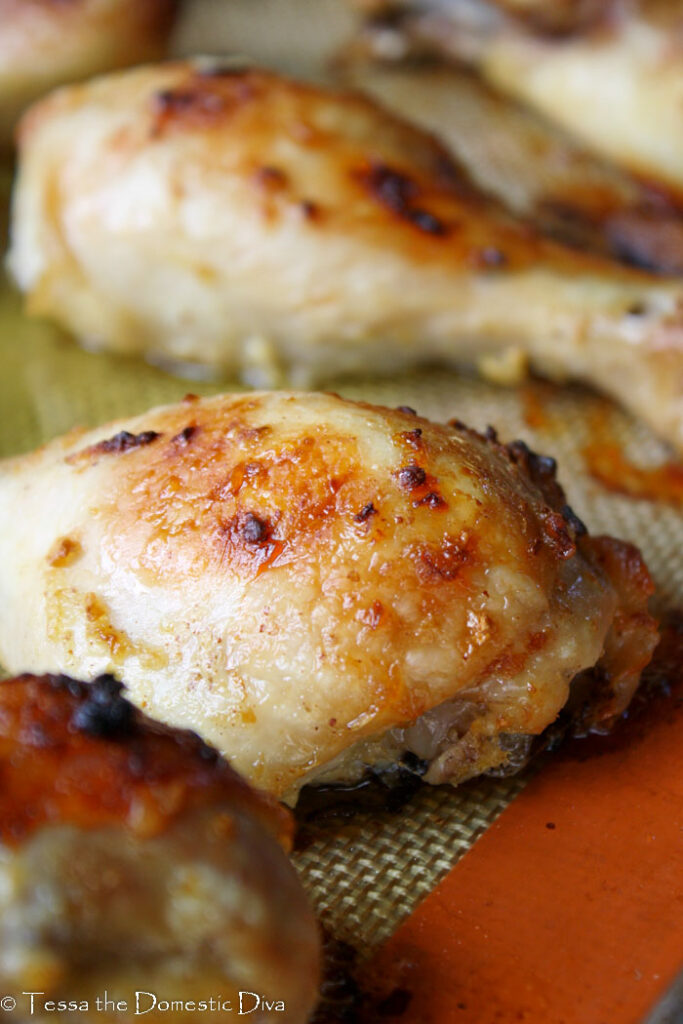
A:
[[8, 62, 683, 450], [0, 672, 320, 1024], [344, 63, 683, 275], [0, 392, 658, 803], [0, 0, 177, 145]]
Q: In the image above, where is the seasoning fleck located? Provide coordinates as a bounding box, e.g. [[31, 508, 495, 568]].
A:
[[355, 502, 377, 523]]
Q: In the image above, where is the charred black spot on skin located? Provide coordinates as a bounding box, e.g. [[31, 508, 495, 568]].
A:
[[70, 675, 136, 739], [358, 162, 449, 236], [507, 440, 557, 479], [254, 165, 289, 190], [153, 86, 225, 120], [354, 502, 377, 523], [503, 439, 586, 555], [365, 163, 417, 209], [242, 512, 270, 544], [299, 199, 321, 221], [561, 503, 587, 538], [400, 751, 428, 777], [476, 246, 508, 269], [151, 71, 256, 135], [172, 425, 198, 446], [505, 438, 563, 497], [448, 417, 468, 431], [397, 405, 417, 416], [606, 190, 683, 277], [410, 209, 448, 236], [587, 214, 678, 275], [90, 430, 161, 456], [415, 491, 447, 510], [407, 209, 447, 235], [398, 464, 427, 490]]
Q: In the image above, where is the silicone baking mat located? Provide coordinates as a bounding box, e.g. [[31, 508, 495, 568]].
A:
[[1, 0, 682, 962]]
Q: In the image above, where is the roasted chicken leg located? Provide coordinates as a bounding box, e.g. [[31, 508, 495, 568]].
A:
[[344, 63, 683, 275], [0, 673, 320, 1024], [8, 63, 683, 450], [0, 392, 658, 803], [352, 0, 683, 194]]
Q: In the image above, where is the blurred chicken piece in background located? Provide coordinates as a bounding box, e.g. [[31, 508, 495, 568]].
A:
[[349, 0, 683, 196], [0, 0, 178, 145]]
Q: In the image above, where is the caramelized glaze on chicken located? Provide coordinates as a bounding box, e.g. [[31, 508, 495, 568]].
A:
[[0, 0, 177, 145], [8, 63, 683, 450], [345, 63, 683, 275], [0, 392, 658, 802], [0, 673, 320, 1024], [353, 0, 683, 194]]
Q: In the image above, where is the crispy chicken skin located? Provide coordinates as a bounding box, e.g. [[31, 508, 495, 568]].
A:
[[8, 63, 683, 452], [353, 0, 683, 194], [0, 673, 320, 1024], [345, 63, 683, 275], [0, 0, 177, 145], [0, 392, 658, 803]]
